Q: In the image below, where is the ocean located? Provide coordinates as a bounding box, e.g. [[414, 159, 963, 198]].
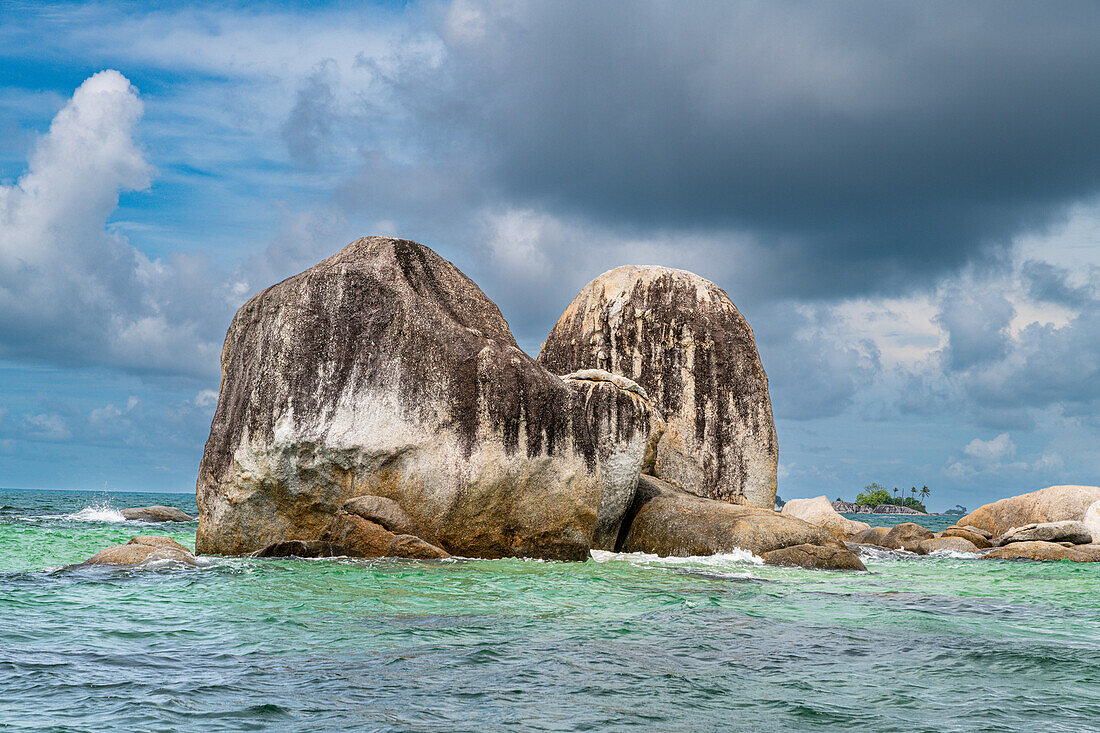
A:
[[1, 488, 1098, 732]]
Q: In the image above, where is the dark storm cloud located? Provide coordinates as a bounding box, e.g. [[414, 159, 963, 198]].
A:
[[387, 0, 1100, 298]]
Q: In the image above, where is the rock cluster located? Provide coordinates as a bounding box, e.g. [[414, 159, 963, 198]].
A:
[[833, 496, 1100, 563], [193, 238, 860, 570]]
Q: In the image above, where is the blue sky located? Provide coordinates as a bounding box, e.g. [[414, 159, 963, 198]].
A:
[[2, 1, 1100, 511]]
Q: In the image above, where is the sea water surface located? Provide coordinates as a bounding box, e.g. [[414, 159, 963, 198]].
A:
[[1, 489, 1098, 732]]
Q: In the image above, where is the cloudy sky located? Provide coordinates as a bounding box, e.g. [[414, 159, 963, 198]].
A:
[[2, 0, 1099, 510]]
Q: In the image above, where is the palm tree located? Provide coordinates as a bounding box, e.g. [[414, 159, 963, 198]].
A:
[[919, 486, 930, 502]]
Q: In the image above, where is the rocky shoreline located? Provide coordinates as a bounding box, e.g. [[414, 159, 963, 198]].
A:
[[787, 489, 1100, 563]]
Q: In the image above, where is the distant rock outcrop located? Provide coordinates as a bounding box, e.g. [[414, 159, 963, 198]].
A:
[[538, 265, 778, 508], [959, 485, 1100, 537], [872, 504, 926, 515], [122, 506, 194, 522]]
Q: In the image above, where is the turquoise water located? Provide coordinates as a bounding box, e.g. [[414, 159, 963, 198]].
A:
[[2, 489, 1099, 732]]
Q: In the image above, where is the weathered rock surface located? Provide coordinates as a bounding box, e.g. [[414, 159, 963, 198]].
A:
[[538, 265, 778, 508], [82, 536, 198, 566], [880, 522, 934, 552], [561, 370, 664, 550], [941, 527, 992, 549], [343, 496, 437, 544], [994, 521, 1093, 547], [122, 506, 194, 522], [318, 511, 398, 557], [854, 526, 891, 545], [1084, 501, 1100, 543], [761, 543, 867, 571], [618, 476, 865, 570], [953, 524, 993, 540], [983, 541, 1100, 563], [958, 485, 1100, 537], [781, 496, 870, 540], [196, 237, 629, 561], [917, 536, 981, 555]]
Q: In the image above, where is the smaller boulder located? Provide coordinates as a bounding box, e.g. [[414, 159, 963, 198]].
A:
[[782, 496, 870, 540], [916, 536, 981, 555], [762, 543, 866, 571], [881, 522, 934, 552], [122, 506, 194, 522], [994, 520, 1093, 546], [387, 534, 450, 559], [343, 496, 437, 544], [941, 528, 992, 549], [83, 536, 198, 566], [319, 511, 396, 558], [982, 541, 1099, 562], [854, 526, 891, 546]]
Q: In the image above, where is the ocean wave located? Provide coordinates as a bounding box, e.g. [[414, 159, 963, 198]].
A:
[[589, 548, 764, 567], [64, 501, 127, 523]]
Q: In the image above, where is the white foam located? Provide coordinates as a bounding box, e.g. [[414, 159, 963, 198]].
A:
[[590, 548, 764, 567], [65, 501, 127, 523], [926, 549, 983, 560]]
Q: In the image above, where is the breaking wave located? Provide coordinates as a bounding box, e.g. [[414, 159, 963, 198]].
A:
[[65, 500, 127, 523]]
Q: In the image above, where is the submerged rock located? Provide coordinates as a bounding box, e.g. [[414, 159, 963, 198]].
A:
[[880, 522, 934, 552], [994, 521, 1093, 547], [618, 476, 865, 570], [959, 485, 1100, 537], [761, 543, 867, 571], [538, 265, 778, 508], [82, 536, 197, 566], [122, 506, 194, 522], [252, 540, 347, 558], [196, 237, 619, 561], [781, 496, 870, 540]]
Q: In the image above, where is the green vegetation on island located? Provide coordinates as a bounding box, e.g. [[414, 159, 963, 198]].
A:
[[850, 483, 931, 513]]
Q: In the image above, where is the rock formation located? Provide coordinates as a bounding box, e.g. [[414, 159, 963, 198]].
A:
[[537, 265, 778, 508], [1083, 501, 1100, 543], [958, 485, 1100, 537], [560, 370, 663, 549], [916, 536, 980, 555], [196, 238, 655, 561], [82, 536, 198, 566], [122, 506, 194, 522], [993, 521, 1093, 547], [781, 496, 870, 540], [880, 522, 933, 552], [618, 476, 865, 570]]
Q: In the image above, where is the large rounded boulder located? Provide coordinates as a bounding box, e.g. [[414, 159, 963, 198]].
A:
[[958, 485, 1100, 537], [197, 237, 626, 560], [538, 265, 778, 508]]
